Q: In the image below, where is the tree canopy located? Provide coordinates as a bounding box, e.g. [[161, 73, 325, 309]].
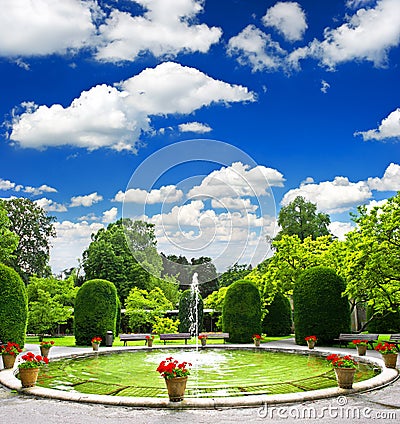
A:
[[0, 202, 19, 264]]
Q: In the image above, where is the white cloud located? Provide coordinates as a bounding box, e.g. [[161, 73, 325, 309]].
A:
[[23, 184, 57, 196], [34, 197, 67, 212], [0, 179, 16, 191], [50, 220, 104, 274], [188, 162, 285, 199], [320, 80, 330, 94], [307, 0, 400, 69], [0, 0, 98, 57], [367, 163, 400, 191], [9, 62, 254, 152], [102, 207, 118, 223], [262, 2, 307, 42], [346, 0, 376, 9], [329, 221, 355, 240], [95, 0, 222, 62], [211, 197, 258, 213], [70, 192, 103, 207], [178, 122, 212, 133], [281, 176, 372, 213], [354, 108, 400, 141], [227, 25, 287, 72], [114, 185, 183, 204]]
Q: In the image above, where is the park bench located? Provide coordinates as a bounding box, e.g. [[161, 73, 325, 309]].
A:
[[159, 333, 191, 345], [388, 334, 400, 349], [201, 332, 230, 343], [334, 333, 378, 349], [119, 334, 152, 346]]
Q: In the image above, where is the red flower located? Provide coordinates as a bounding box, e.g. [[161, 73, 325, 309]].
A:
[[156, 357, 191, 379], [305, 335, 317, 342]]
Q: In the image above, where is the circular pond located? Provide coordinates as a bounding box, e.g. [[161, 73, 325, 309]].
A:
[[37, 349, 378, 398]]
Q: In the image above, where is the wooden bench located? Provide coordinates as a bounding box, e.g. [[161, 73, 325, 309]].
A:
[[201, 333, 230, 343], [119, 334, 152, 346], [159, 333, 191, 345], [388, 334, 400, 349], [334, 333, 378, 349]]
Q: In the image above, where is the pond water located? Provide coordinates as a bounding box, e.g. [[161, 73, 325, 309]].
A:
[[36, 349, 378, 398]]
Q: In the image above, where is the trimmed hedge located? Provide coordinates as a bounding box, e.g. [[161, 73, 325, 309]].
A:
[[293, 266, 350, 345], [222, 279, 262, 343], [74, 279, 118, 346], [0, 263, 28, 346], [178, 289, 204, 335], [262, 292, 292, 336]]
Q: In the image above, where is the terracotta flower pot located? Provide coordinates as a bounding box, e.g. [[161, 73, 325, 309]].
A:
[[382, 353, 398, 369], [147, 339, 153, 347], [307, 340, 315, 349], [356, 345, 367, 356], [165, 377, 188, 402], [334, 368, 356, 389], [200, 338, 207, 347], [19, 367, 40, 388], [40, 347, 51, 358], [92, 343, 99, 351], [2, 353, 16, 369], [254, 339, 261, 347]]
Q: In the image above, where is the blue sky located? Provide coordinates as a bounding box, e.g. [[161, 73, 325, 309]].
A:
[[0, 0, 399, 275]]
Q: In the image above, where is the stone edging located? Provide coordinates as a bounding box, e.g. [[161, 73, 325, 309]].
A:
[[0, 344, 398, 409]]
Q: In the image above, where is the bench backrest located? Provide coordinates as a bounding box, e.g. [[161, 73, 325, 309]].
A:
[[159, 333, 191, 339], [339, 333, 378, 341], [203, 333, 229, 338], [389, 334, 400, 342], [120, 334, 151, 340]]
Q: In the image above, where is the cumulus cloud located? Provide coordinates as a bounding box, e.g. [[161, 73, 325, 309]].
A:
[[329, 221, 355, 240], [262, 1, 307, 42], [102, 207, 118, 223], [354, 108, 400, 141], [306, 0, 400, 69], [188, 162, 285, 199], [0, 179, 16, 191], [9, 62, 254, 152], [281, 176, 372, 213], [367, 163, 400, 191], [70, 192, 103, 207], [178, 122, 212, 133], [23, 184, 57, 196], [211, 197, 258, 213], [34, 197, 67, 212], [227, 25, 287, 72], [113, 185, 183, 204], [95, 0, 222, 62], [0, 0, 98, 57]]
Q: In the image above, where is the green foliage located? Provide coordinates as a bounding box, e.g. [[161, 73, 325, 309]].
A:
[[293, 266, 350, 345], [147, 274, 180, 306], [1, 198, 55, 282], [124, 287, 173, 332], [218, 263, 252, 287], [204, 286, 228, 330], [275, 196, 331, 242], [74, 279, 118, 346], [222, 280, 262, 343], [178, 289, 204, 334], [366, 306, 400, 333], [0, 263, 28, 346], [0, 203, 18, 263], [262, 292, 292, 336], [152, 316, 180, 334]]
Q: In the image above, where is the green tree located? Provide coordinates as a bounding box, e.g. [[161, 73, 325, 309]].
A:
[[343, 192, 400, 327], [275, 196, 331, 242], [204, 286, 228, 330], [218, 263, 252, 287], [0, 203, 19, 263], [262, 292, 292, 336], [1, 198, 55, 282]]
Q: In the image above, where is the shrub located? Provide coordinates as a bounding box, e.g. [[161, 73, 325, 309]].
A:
[[0, 263, 28, 346], [366, 306, 400, 333], [153, 317, 179, 334], [262, 292, 292, 336], [293, 266, 350, 345], [222, 280, 262, 343], [178, 289, 204, 335], [74, 279, 118, 346]]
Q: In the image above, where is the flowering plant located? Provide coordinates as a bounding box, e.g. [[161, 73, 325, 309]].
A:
[[146, 335, 155, 340], [18, 352, 49, 369], [156, 357, 192, 379], [40, 340, 55, 349], [198, 334, 208, 340], [305, 335, 317, 342], [91, 337, 102, 344], [0, 342, 23, 356], [352, 339, 368, 346], [252, 334, 262, 341], [326, 354, 358, 369], [374, 342, 398, 355]]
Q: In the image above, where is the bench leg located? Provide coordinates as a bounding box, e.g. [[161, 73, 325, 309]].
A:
[[124, 341, 127, 346]]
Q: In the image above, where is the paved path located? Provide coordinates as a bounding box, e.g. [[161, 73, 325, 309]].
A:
[[1, 339, 399, 424]]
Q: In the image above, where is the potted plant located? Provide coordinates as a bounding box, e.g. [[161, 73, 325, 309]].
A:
[[374, 342, 398, 368], [146, 335, 155, 348], [352, 339, 368, 356], [91, 336, 102, 351], [305, 335, 317, 349], [156, 356, 192, 402], [40, 340, 55, 358], [252, 334, 262, 347], [1, 342, 22, 369], [198, 334, 207, 347], [326, 353, 358, 389], [18, 352, 49, 388]]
